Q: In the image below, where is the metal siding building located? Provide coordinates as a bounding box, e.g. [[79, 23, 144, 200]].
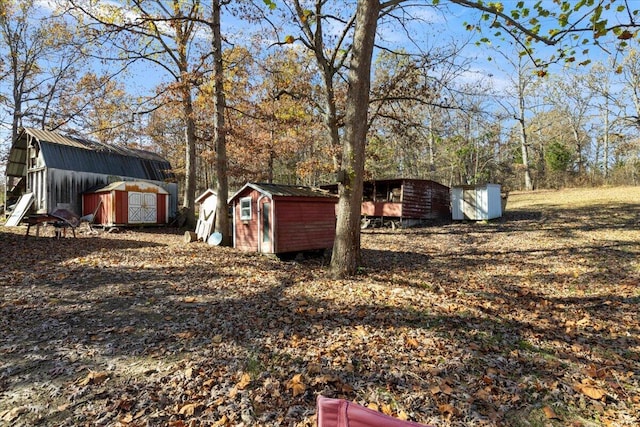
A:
[[451, 184, 503, 221], [5, 128, 178, 219]]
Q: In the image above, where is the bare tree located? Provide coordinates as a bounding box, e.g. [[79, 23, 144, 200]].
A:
[[67, 0, 215, 228], [0, 0, 88, 141]]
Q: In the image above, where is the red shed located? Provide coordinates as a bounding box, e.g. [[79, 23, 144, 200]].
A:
[[361, 179, 450, 225], [82, 181, 169, 227], [229, 183, 337, 254], [323, 178, 450, 227]]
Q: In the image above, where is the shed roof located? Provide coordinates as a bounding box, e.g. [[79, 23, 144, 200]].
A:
[[321, 178, 450, 193], [6, 127, 174, 182], [230, 183, 337, 202], [84, 181, 169, 194]]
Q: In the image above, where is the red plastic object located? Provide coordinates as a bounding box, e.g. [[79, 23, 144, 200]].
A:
[[316, 395, 430, 427]]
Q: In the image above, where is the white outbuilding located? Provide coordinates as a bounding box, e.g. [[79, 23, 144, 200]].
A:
[[451, 184, 503, 221]]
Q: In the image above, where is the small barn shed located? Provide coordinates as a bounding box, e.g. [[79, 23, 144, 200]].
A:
[[451, 183, 502, 220], [229, 183, 337, 254], [324, 178, 450, 227], [82, 181, 169, 226], [5, 127, 177, 221]]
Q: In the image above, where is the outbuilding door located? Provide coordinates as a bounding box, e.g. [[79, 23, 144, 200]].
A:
[[128, 192, 157, 224], [260, 201, 272, 253], [462, 189, 478, 220]]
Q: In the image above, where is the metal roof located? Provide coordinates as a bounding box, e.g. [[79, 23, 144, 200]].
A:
[[6, 128, 174, 181], [230, 182, 337, 201]]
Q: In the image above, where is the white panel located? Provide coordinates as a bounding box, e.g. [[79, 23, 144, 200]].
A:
[[196, 197, 217, 241], [476, 188, 488, 220], [5, 193, 34, 226], [142, 193, 157, 223], [451, 188, 464, 220], [486, 184, 502, 219], [128, 192, 142, 223]]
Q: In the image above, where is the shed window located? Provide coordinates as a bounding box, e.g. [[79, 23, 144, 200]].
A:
[[240, 197, 252, 220]]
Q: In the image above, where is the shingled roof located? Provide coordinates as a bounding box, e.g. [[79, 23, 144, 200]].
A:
[[230, 182, 337, 201]]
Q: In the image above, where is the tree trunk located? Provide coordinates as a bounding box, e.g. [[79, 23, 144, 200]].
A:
[[602, 95, 611, 180], [211, 0, 231, 246], [182, 86, 198, 229], [330, 0, 379, 279], [518, 119, 533, 190], [517, 87, 533, 190]]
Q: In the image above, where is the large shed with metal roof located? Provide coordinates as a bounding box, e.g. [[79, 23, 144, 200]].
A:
[[5, 127, 177, 221], [229, 183, 338, 254]]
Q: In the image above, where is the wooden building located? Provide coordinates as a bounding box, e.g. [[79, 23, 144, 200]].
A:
[[5, 127, 177, 221], [324, 178, 450, 227], [229, 183, 337, 254], [82, 181, 170, 226]]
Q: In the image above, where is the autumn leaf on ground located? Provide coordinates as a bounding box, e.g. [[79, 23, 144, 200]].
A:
[[184, 367, 194, 378], [307, 362, 322, 375], [119, 326, 135, 334], [236, 373, 251, 390], [440, 382, 453, 395], [176, 331, 196, 340], [214, 415, 228, 426], [405, 336, 419, 349], [585, 364, 608, 379], [543, 405, 561, 420], [438, 403, 459, 418], [114, 398, 135, 411], [119, 413, 133, 424], [574, 382, 607, 400], [312, 374, 339, 385], [178, 403, 199, 416], [286, 373, 306, 396], [77, 371, 110, 386], [381, 403, 393, 416], [340, 382, 354, 393]]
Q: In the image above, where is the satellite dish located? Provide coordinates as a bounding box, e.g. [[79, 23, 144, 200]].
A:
[[207, 232, 223, 246]]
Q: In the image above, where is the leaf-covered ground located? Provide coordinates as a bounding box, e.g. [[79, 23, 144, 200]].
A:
[[1, 186, 639, 426]]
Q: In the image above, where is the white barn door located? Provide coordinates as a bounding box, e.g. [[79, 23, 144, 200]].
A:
[[128, 192, 157, 224]]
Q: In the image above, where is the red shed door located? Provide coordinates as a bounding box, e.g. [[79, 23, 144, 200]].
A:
[[128, 192, 157, 224]]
